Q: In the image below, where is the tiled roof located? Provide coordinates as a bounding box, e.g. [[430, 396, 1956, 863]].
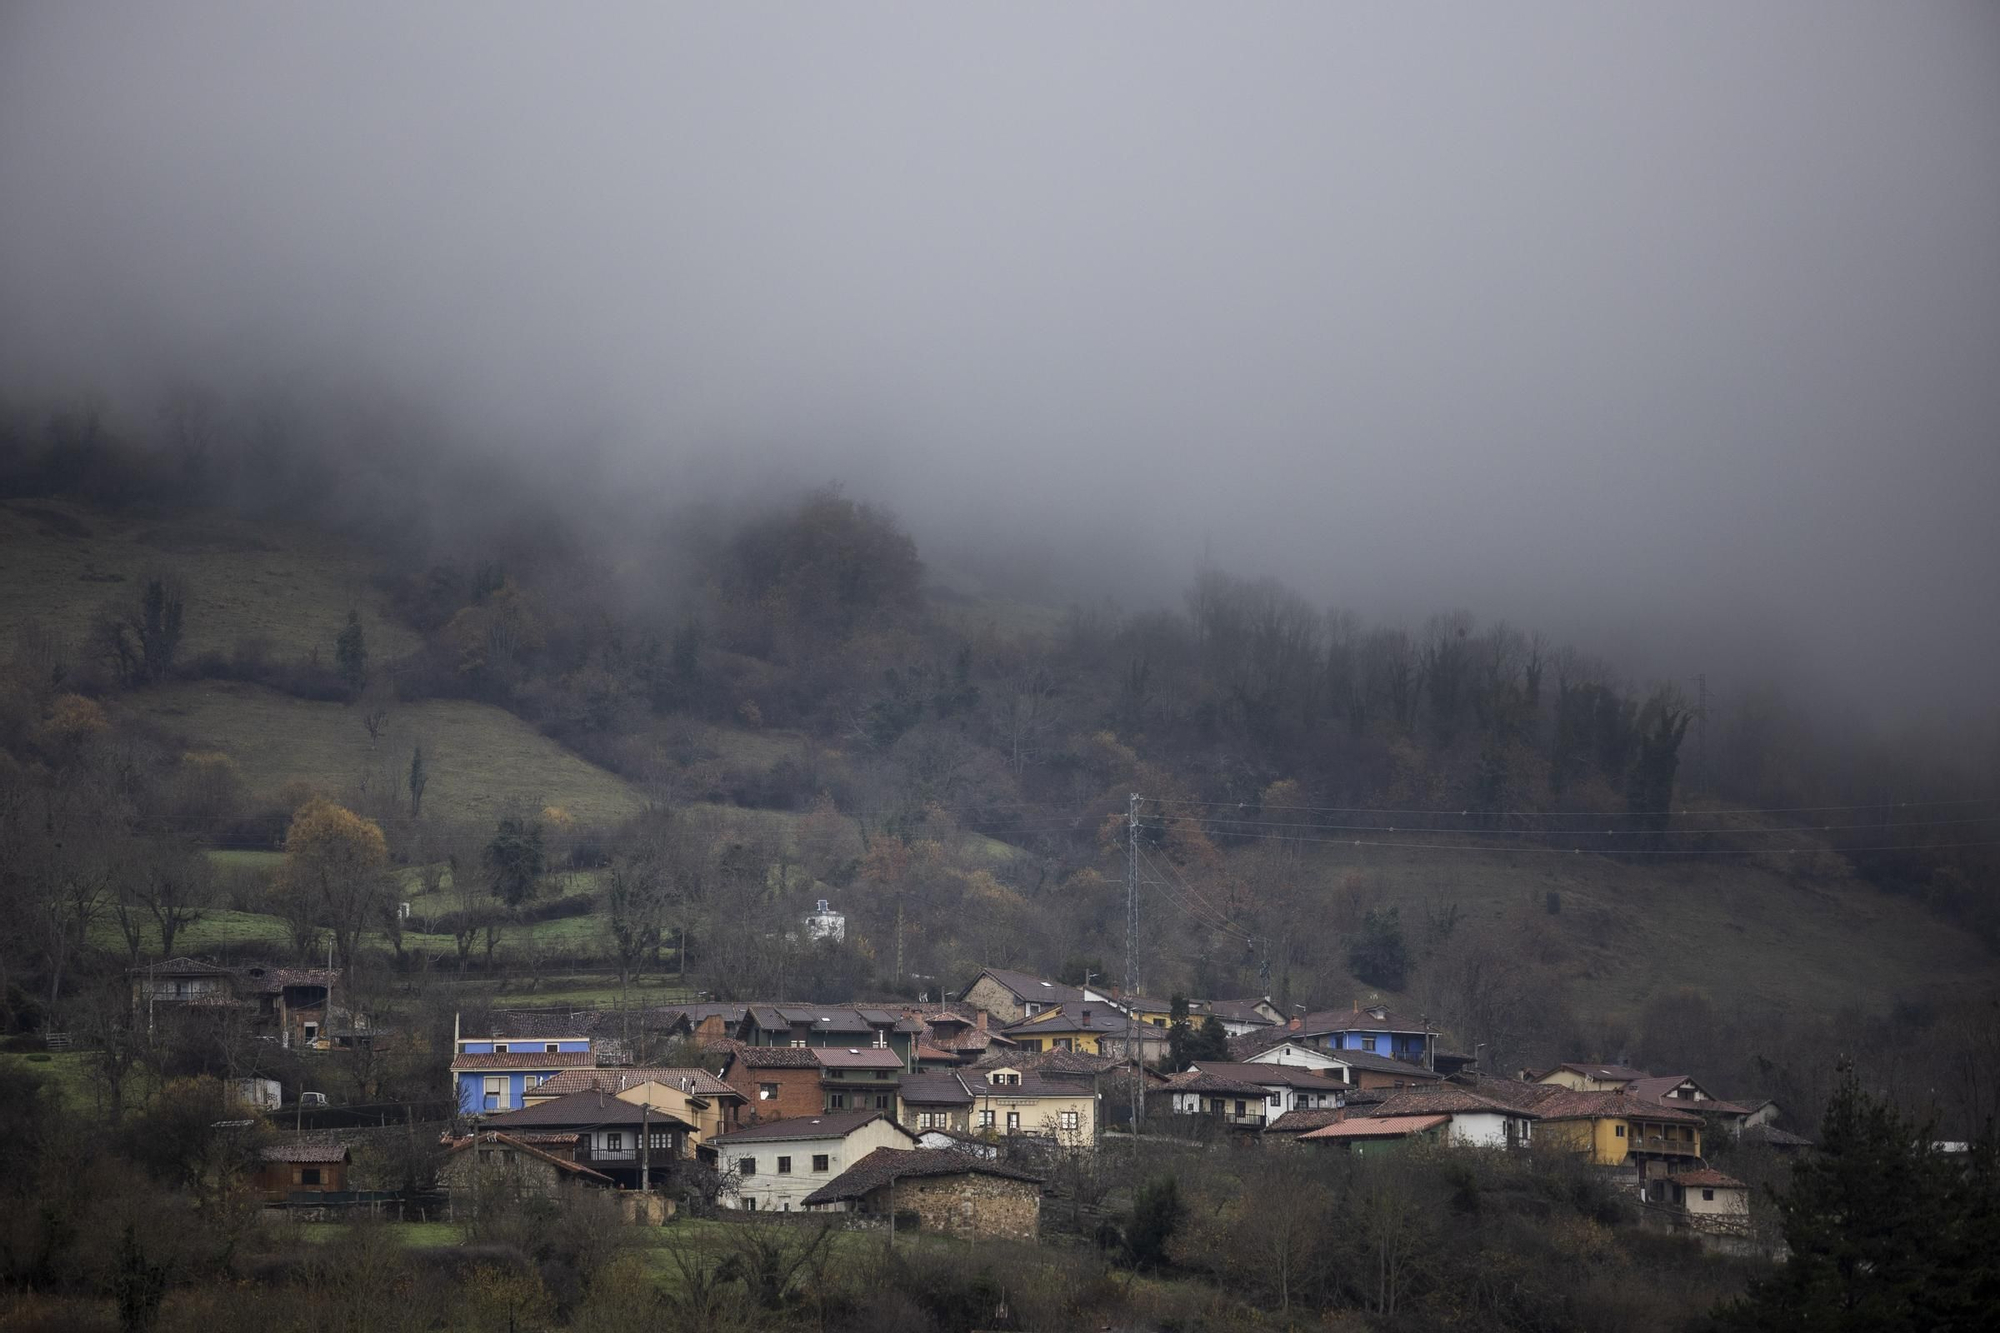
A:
[[814, 1048, 904, 1070], [1188, 1061, 1343, 1091], [449, 1052, 597, 1072], [1154, 1070, 1270, 1096], [802, 1147, 1044, 1206], [1301, 1115, 1448, 1141], [969, 1073, 1093, 1099], [725, 1047, 821, 1069], [1672, 1168, 1747, 1190], [479, 1010, 603, 1039], [1546, 1062, 1651, 1084], [1203, 998, 1278, 1026], [1265, 1108, 1348, 1134], [1362, 1086, 1538, 1118], [914, 1043, 958, 1062], [962, 968, 1085, 1008], [898, 1073, 973, 1106], [236, 966, 338, 993], [1001, 1005, 1144, 1036], [1745, 1124, 1813, 1148], [1450, 1076, 1565, 1109], [530, 1067, 739, 1099], [128, 956, 235, 976], [261, 1140, 350, 1164], [484, 1090, 692, 1130], [709, 1111, 910, 1145], [1531, 1090, 1703, 1123], [443, 1132, 614, 1185], [1295, 1005, 1437, 1037], [744, 1005, 921, 1033]]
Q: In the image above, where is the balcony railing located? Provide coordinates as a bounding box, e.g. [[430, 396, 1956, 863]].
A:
[[1634, 1136, 1700, 1156]]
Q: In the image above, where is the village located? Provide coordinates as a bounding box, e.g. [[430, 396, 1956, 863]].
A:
[[133, 947, 1800, 1256]]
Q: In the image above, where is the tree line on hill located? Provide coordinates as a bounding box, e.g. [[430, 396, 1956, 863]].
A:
[[2, 392, 1997, 1137]]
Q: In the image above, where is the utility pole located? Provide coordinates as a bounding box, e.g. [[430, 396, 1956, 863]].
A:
[[641, 1101, 651, 1202], [1126, 793, 1142, 1134]]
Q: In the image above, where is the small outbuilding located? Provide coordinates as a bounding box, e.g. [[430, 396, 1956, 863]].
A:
[[803, 1147, 1044, 1241], [255, 1141, 351, 1200]]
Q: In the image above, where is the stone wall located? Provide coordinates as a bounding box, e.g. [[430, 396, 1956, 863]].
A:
[[864, 1174, 1039, 1243]]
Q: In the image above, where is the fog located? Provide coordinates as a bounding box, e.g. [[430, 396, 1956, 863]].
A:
[[3, 3, 1998, 723]]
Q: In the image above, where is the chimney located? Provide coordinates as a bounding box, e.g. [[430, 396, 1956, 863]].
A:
[[1081, 1007, 1091, 1024], [1287, 1015, 1302, 1031], [975, 1011, 987, 1031]]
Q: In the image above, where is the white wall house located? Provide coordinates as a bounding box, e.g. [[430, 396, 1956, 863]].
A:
[[710, 1111, 914, 1212], [1439, 1109, 1535, 1148], [805, 899, 846, 943]]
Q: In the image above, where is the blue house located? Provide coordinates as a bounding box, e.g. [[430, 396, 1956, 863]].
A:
[[451, 1011, 599, 1114], [1295, 1003, 1437, 1070]]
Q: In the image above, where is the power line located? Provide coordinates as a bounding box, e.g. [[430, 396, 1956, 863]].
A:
[[1140, 813, 2000, 837], [1145, 793, 2000, 820]]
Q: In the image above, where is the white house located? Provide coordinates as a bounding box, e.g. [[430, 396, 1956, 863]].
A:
[[1186, 1060, 1345, 1121], [804, 898, 847, 943], [1359, 1086, 1538, 1148], [708, 1110, 915, 1212]]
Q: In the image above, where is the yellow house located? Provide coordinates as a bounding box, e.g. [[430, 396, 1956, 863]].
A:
[[969, 1066, 1099, 1147], [1532, 1089, 1704, 1166], [1000, 1004, 1168, 1062], [522, 1067, 746, 1154]]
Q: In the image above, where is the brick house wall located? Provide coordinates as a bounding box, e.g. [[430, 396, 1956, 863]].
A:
[[737, 1065, 823, 1124], [863, 1173, 1039, 1242]]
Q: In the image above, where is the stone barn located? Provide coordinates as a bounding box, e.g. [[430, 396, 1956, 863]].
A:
[[803, 1147, 1043, 1242]]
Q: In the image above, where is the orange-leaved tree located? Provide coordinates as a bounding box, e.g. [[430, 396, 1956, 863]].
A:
[[283, 798, 388, 973]]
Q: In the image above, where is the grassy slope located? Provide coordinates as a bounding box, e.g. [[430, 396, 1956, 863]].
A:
[[1300, 845, 1993, 1026], [0, 498, 421, 661], [131, 680, 650, 827]]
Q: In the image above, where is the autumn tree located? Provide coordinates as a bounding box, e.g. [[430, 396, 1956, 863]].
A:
[[283, 798, 388, 975]]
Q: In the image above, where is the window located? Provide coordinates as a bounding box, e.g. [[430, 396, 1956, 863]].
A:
[[545, 1043, 559, 1053], [1053, 1038, 1072, 1051], [1060, 1110, 1078, 1132], [875, 1094, 891, 1110], [483, 1076, 507, 1111], [1360, 1037, 1377, 1053], [872, 1030, 887, 1048], [776, 1156, 792, 1174], [828, 1092, 846, 1109], [759, 1083, 778, 1101], [739, 1158, 757, 1176], [1024, 1002, 1040, 1016], [1150, 1017, 1166, 1027], [1702, 1188, 1715, 1202], [605, 1132, 623, 1152], [744, 1197, 757, 1211], [874, 1070, 889, 1079], [812, 1154, 829, 1172], [1615, 1124, 1626, 1138], [791, 1038, 807, 1048], [978, 1110, 995, 1129], [1234, 1100, 1247, 1116], [300, 1168, 321, 1186], [1006, 1111, 1020, 1133], [649, 1130, 672, 1149], [493, 1043, 508, 1054]]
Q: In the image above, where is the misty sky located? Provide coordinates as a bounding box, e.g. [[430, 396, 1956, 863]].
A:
[[3, 3, 1997, 721]]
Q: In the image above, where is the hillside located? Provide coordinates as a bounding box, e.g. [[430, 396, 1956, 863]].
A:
[[130, 679, 651, 828], [0, 497, 419, 661], [1275, 845, 1992, 1028]]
